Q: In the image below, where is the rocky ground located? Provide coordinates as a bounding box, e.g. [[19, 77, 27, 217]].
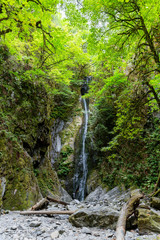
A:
[[0, 187, 160, 240]]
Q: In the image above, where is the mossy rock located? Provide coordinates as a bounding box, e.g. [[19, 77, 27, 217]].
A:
[[36, 155, 61, 198], [138, 208, 160, 234], [0, 131, 41, 210], [151, 197, 160, 210]]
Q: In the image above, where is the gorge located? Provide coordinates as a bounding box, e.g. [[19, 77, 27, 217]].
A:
[[0, 0, 160, 239]]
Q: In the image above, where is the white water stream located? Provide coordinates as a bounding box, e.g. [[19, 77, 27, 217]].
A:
[[73, 97, 89, 201], [79, 98, 88, 200]]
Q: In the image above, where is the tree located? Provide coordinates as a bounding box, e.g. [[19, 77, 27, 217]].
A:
[[61, 0, 160, 190], [77, 0, 160, 108]]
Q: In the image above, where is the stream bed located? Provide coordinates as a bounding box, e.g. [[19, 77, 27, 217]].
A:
[[0, 187, 160, 240]]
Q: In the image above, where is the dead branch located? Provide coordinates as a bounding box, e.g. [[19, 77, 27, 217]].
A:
[[20, 210, 74, 216], [46, 196, 69, 206], [28, 198, 49, 211]]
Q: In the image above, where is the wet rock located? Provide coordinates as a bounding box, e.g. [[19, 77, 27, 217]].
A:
[[151, 197, 160, 210], [69, 206, 119, 229], [138, 208, 160, 234]]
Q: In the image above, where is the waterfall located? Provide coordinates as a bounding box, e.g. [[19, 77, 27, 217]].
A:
[[79, 97, 88, 200], [73, 94, 89, 201]]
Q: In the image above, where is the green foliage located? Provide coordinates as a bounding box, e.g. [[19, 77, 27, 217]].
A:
[[57, 146, 73, 177], [50, 83, 78, 120], [142, 119, 160, 191], [88, 97, 116, 153], [99, 116, 160, 192]]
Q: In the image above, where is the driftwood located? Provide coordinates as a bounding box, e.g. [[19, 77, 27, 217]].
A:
[[28, 198, 49, 211], [28, 196, 69, 211], [116, 192, 143, 240], [46, 196, 69, 206], [20, 210, 74, 216]]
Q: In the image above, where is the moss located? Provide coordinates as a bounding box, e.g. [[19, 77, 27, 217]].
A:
[[138, 208, 160, 233], [0, 47, 82, 209], [0, 131, 41, 210], [36, 155, 61, 198], [59, 108, 82, 170]]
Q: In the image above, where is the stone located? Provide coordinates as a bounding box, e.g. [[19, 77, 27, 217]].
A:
[[69, 206, 119, 229], [93, 232, 100, 236], [11, 225, 17, 230], [138, 208, 160, 234], [56, 221, 61, 225], [72, 199, 80, 204], [29, 221, 41, 227], [151, 197, 160, 210], [81, 227, 91, 234], [51, 230, 59, 239], [59, 229, 65, 235]]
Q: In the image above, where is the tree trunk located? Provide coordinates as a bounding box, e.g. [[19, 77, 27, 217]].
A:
[[28, 198, 49, 211], [20, 210, 74, 216], [46, 196, 69, 206], [116, 192, 143, 240]]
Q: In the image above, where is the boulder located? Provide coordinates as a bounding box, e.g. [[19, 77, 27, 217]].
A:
[[60, 187, 72, 202], [138, 208, 160, 234], [101, 186, 130, 203], [151, 197, 160, 210], [85, 186, 106, 202], [69, 206, 119, 229]]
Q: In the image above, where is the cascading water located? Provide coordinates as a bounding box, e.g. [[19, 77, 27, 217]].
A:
[[73, 80, 89, 201]]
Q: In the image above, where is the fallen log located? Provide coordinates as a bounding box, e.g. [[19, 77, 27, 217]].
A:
[[46, 196, 69, 206], [28, 198, 49, 211], [116, 192, 143, 240], [20, 210, 74, 216]]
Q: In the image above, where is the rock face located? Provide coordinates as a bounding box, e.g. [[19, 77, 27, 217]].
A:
[[0, 131, 42, 210], [69, 206, 119, 229], [138, 208, 160, 234], [49, 104, 83, 197]]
